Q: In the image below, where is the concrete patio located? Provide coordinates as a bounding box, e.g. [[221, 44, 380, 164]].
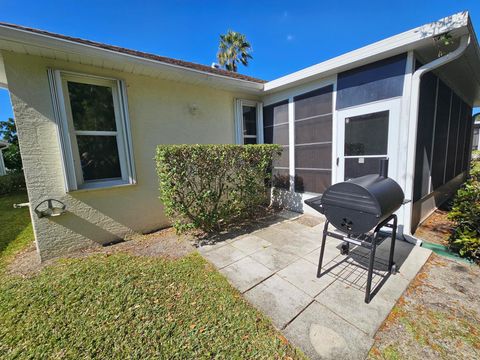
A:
[[198, 212, 432, 360]]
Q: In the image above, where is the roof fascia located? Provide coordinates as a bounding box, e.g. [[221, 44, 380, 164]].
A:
[[264, 12, 470, 93], [0, 25, 264, 93]]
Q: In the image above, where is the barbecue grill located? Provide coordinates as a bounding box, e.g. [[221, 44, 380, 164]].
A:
[[305, 159, 404, 303]]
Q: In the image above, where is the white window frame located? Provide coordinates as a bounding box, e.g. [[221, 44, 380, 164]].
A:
[[48, 69, 136, 192], [234, 99, 263, 145]]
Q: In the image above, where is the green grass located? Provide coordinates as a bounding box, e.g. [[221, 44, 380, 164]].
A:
[[0, 192, 33, 265], [0, 192, 305, 359]]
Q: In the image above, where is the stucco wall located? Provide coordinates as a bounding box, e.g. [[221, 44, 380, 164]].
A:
[[2, 51, 258, 260]]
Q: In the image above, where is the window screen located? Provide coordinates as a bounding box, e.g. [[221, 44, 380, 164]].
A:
[[461, 106, 473, 170], [431, 80, 451, 190], [345, 111, 389, 156], [445, 94, 461, 182], [336, 54, 407, 109], [413, 73, 437, 202], [264, 100, 289, 189], [294, 85, 333, 193], [455, 103, 467, 175]]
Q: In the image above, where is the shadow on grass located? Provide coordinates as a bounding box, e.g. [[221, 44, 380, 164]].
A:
[[0, 191, 33, 261]]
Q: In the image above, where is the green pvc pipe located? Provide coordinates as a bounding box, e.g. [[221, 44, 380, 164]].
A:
[[421, 241, 473, 263]]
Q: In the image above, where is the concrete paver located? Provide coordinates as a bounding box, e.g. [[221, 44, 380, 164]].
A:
[[220, 256, 274, 292], [283, 302, 374, 360], [198, 214, 432, 359], [244, 274, 313, 329]]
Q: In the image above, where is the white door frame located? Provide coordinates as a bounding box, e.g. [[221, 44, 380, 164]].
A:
[[335, 98, 402, 183]]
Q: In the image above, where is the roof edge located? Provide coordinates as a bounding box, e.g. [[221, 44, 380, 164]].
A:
[[264, 11, 471, 93], [0, 22, 265, 87]]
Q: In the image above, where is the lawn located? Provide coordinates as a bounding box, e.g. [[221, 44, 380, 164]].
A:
[[0, 193, 305, 359], [0, 192, 33, 266]]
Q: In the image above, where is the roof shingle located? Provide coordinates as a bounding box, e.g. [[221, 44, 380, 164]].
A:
[[0, 22, 266, 84]]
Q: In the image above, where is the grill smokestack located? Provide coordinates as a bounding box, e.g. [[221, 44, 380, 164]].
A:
[[379, 158, 389, 178]]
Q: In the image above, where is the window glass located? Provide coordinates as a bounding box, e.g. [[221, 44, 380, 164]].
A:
[[77, 135, 121, 181], [243, 105, 257, 136], [68, 82, 117, 131], [345, 111, 389, 156]]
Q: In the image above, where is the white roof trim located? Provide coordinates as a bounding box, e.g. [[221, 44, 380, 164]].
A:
[[264, 12, 470, 93], [0, 12, 475, 95], [0, 25, 264, 92]]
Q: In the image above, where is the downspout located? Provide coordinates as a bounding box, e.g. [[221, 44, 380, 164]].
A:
[[403, 34, 471, 245]]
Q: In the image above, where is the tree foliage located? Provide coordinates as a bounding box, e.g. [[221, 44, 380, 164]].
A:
[[448, 155, 480, 263], [217, 31, 253, 72], [0, 117, 22, 173]]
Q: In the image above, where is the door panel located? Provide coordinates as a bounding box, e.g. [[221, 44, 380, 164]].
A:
[[336, 100, 400, 182]]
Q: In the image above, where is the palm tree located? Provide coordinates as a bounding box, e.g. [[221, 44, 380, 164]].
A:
[[217, 31, 253, 72]]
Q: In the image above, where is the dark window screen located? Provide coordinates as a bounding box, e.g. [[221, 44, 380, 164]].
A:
[[412, 70, 474, 230], [431, 80, 451, 190], [413, 73, 437, 202], [345, 157, 387, 180], [336, 54, 407, 109], [345, 111, 389, 156], [445, 94, 461, 182], [455, 103, 467, 175], [462, 110, 474, 168], [294, 85, 333, 193], [264, 100, 289, 189]]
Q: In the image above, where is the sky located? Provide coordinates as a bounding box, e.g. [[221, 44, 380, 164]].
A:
[[1, 0, 480, 121]]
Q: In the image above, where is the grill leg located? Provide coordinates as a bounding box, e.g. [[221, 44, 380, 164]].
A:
[[317, 220, 329, 278], [365, 234, 378, 304], [388, 215, 398, 272]]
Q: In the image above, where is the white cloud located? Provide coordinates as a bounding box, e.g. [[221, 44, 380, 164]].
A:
[[286, 34, 294, 41]]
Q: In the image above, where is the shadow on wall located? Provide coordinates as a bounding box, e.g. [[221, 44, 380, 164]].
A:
[[411, 172, 465, 232], [50, 211, 129, 246]]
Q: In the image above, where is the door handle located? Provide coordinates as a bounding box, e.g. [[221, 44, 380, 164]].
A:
[[336, 157, 339, 166]]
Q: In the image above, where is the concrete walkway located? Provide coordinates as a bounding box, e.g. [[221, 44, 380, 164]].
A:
[[198, 212, 431, 360]]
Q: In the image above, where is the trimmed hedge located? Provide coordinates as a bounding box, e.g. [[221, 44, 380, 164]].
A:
[[448, 156, 480, 263], [0, 172, 26, 195], [156, 144, 281, 233]]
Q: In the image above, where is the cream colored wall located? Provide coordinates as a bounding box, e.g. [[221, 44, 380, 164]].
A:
[[2, 51, 259, 260]]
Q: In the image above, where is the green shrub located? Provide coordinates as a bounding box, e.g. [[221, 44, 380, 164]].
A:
[[156, 144, 281, 233], [0, 172, 26, 195], [448, 156, 480, 263]]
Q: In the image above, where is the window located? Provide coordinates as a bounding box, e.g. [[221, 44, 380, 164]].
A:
[[49, 70, 135, 191], [344, 111, 389, 156], [235, 100, 263, 145], [293, 85, 333, 193], [263, 100, 289, 189], [344, 110, 389, 180]]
